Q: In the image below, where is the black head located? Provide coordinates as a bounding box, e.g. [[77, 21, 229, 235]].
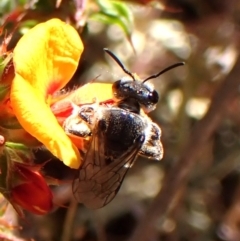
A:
[[112, 78, 158, 113], [104, 48, 184, 113]]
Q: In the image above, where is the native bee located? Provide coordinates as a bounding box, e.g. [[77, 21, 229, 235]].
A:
[[64, 49, 184, 209]]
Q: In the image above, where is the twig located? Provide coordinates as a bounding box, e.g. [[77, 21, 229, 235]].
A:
[[129, 55, 240, 241], [61, 196, 78, 241], [93, 211, 107, 241]]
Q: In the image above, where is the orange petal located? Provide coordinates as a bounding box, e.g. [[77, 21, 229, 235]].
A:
[[51, 83, 113, 107], [69, 83, 113, 104], [10, 19, 84, 168], [50, 83, 112, 128]]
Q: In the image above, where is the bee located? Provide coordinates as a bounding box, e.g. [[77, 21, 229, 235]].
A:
[[64, 49, 184, 209]]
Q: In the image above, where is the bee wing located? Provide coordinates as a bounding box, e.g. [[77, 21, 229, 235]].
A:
[[73, 122, 145, 209]]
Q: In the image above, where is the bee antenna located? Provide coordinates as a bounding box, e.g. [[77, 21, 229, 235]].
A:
[[142, 62, 185, 83], [104, 48, 136, 81]]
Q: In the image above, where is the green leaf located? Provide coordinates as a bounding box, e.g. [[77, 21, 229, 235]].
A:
[[5, 142, 34, 164], [5, 142, 29, 151], [91, 0, 133, 36], [0, 150, 10, 192], [0, 0, 16, 17], [33, 0, 56, 12], [0, 54, 13, 90]]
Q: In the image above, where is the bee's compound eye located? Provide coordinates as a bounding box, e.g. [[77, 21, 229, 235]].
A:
[[149, 90, 159, 104], [112, 80, 121, 94]]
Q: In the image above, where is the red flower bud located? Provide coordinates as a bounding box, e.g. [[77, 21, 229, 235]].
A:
[[10, 163, 53, 215]]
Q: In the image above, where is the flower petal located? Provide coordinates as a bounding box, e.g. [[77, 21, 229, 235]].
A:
[[51, 83, 113, 109], [10, 163, 53, 215], [10, 19, 84, 168], [69, 83, 113, 104]]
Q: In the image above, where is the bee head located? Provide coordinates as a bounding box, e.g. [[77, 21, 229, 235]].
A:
[[104, 48, 184, 113], [112, 78, 159, 113]]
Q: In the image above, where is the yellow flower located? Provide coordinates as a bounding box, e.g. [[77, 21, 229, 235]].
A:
[[10, 19, 85, 168]]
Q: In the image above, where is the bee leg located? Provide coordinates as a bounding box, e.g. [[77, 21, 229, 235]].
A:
[[63, 115, 92, 138], [139, 122, 164, 160], [78, 102, 99, 126], [78, 106, 95, 125], [66, 122, 92, 137]]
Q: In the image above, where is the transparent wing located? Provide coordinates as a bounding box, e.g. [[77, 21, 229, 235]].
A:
[[73, 122, 145, 209]]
